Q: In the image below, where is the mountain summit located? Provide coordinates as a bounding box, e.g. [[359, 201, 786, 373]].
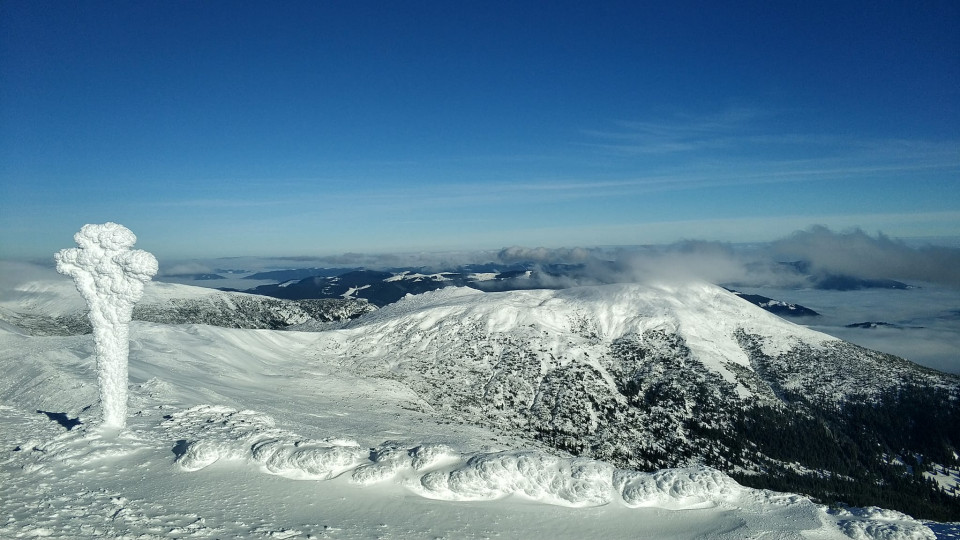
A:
[[319, 283, 960, 519]]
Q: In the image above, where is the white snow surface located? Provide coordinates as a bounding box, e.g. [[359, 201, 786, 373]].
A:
[[0, 270, 939, 539], [341, 285, 371, 298]]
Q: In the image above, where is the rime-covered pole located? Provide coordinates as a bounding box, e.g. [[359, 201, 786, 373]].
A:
[[55, 223, 158, 428]]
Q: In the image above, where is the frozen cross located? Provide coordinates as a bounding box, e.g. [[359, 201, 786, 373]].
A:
[[55, 223, 158, 429]]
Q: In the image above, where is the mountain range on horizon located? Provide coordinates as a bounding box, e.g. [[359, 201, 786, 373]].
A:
[[188, 261, 910, 312]]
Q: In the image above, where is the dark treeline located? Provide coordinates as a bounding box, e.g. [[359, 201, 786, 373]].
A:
[[726, 384, 960, 521]]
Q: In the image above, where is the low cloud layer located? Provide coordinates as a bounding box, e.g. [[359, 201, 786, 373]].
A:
[[770, 226, 960, 287], [498, 246, 595, 264], [155, 226, 959, 290], [492, 241, 796, 289], [494, 227, 960, 289], [161, 262, 216, 276]]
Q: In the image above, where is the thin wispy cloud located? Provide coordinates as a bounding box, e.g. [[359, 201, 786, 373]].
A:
[[581, 109, 959, 172], [147, 198, 290, 209], [581, 108, 767, 154]]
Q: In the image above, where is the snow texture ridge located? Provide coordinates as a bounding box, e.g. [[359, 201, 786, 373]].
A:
[[613, 467, 741, 509], [159, 404, 743, 508], [155, 405, 936, 538], [416, 450, 615, 506]]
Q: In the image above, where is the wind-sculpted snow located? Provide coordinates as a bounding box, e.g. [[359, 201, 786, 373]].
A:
[[163, 405, 282, 471], [416, 451, 615, 506], [1, 397, 939, 539], [613, 467, 741, 508], [163, 405, 615, 506], [149, 404, 936, 538], [252, 439, 368, 480], [832, 507, 937, 540], [161, 405, 716, 508], [164, 405, 371, 478]]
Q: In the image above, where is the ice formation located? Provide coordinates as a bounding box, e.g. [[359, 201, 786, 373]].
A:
[[55, 223, 157, 428]]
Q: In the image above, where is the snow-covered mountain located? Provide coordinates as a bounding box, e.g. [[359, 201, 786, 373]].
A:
[[317, 284, 960, 519], [1, 264, 956, 537]]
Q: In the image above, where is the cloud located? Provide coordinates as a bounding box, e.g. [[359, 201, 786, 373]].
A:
[[488, 227, 960, 290], [771, 226, 960, 286], [0, 260, 62, 295], [582, 108, 766, 155], [498, 246, 594, 264], [612, 243, 761, 285], [489, 241, 800, 288], [161, 262, 216, 276]]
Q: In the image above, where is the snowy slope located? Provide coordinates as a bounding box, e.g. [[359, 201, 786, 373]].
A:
[[311, 283, 960, 520], [318, 283, 951, 439], [0, 319, 939, 539], [0, 266, 953, 537], [0, 262, 373, 335], [330, 283, 835, 390]]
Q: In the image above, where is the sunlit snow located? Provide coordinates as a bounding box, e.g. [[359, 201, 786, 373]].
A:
[[0, 263, 943, 539]]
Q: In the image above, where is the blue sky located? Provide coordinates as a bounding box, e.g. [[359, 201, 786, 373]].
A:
[[1, 1, 958, 260]]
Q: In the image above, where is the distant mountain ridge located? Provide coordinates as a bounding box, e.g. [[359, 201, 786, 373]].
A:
[[239, 266, 824, 319], [163, 273, 227, 281], [232, 259, 916, 306]]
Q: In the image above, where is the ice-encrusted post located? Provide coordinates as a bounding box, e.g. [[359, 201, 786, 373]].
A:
[[55, 223, 158, 429]]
